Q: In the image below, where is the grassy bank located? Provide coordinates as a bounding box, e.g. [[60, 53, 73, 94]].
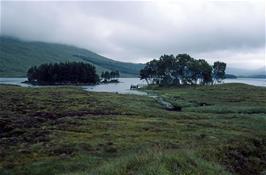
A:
[[0, 84, 265, 175]]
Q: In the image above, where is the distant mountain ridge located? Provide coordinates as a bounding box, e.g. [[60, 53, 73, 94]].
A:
[[226, 66, 265, 77], [0, 36, 144, 77]]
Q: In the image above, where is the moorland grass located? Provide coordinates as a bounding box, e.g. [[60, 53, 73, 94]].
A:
[[0, 83, 265, 175]]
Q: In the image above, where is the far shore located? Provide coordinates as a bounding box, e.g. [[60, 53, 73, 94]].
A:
[[22, 79, 120, 86]]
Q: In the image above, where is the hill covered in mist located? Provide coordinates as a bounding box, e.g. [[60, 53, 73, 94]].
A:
[[0, 37, 144, 77]]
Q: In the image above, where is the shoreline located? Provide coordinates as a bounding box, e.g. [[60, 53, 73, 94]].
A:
[[22, 79, 120, 86]]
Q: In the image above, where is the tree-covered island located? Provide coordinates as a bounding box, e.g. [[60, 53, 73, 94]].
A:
[[140, 54, 226, 86], [101, 70, 120, 83], [27, 62, 99, 85], [26, 62, 121, 85]]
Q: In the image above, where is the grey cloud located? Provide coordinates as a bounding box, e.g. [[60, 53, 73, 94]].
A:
[[1, 1, 265, 69]]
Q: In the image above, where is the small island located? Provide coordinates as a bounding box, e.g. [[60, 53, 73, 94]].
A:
[[25, 62, 121, 85], [100, 70, 120, 83], [26, 62, 99, 85]]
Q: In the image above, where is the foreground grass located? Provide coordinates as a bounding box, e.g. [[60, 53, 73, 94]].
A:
[[0, 83, 265, 175]]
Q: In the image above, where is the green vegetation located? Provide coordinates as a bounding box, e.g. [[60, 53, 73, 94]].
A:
[[27, 62, 99, 85], [0, 36, 144, 77], [0, 83, 266, 175], [101, 70, 120, 83], [140, 54, 226, 86], [213, 61, 226, 83]]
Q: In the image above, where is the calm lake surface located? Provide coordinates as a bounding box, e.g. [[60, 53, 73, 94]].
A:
[[0, 77, 265, 95], [82, 78, 147, 95], [0, 78, 30, 87], [224, 78, 266, 87]]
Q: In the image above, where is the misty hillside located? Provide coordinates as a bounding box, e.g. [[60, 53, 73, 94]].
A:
[[0, 37, 144, 77], [226, 66, 266, 77]]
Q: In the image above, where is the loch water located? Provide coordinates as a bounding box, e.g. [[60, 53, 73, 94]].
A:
[[1, 77, 265, 95]]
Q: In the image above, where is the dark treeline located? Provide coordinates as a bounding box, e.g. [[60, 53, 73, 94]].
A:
[[27, 62, 99, 84], [101, 70, 120, 82], [140, 54, 226, 86]]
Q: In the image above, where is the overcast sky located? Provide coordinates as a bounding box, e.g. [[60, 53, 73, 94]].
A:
[[1, 1, 265, 69]]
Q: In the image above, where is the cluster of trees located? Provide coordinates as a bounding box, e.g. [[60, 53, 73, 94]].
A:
[[140, 54, 226, 86], [27, 62, 99, 84], [101, 70, 120, 82], [213, 61, 227, 82]]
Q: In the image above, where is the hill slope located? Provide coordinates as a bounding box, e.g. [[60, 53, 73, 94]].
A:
[[0, 37, 144, 77], [227, 66, 266, 77]]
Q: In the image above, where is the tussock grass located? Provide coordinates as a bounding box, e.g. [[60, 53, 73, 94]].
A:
[[0, 83, 265, 175]]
